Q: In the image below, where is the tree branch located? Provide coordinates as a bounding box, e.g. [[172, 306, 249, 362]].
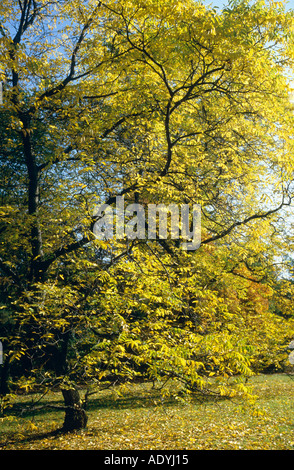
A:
[[202, 195, 292, 245], [0, 256, 26, 291], [36, 19, 94, 102], [38, 182, 140, 272]]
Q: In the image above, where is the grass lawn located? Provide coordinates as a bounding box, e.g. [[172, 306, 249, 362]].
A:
[[1, 373, 294, 450]]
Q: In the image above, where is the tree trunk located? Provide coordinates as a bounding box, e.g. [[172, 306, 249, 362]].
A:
[[0, 360, 10, 397], [61, 387, 88, 432]]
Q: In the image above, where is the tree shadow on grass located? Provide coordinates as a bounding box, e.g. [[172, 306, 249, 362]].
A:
[[0, 389, 160, 448], [0, 394, 162, 448], [0, 427, 66, 449], [1, 384, 227, 448]]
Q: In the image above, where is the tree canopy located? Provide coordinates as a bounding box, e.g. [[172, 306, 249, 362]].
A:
[[1, 0, 294, 430]]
